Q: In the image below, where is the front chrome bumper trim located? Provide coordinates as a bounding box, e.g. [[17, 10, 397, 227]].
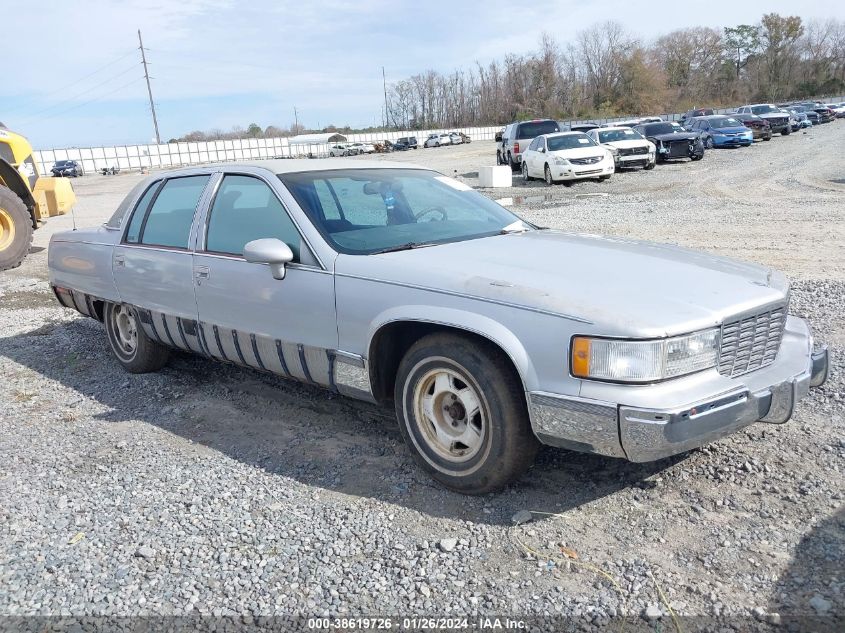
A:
[[527, 335, 830, 463]]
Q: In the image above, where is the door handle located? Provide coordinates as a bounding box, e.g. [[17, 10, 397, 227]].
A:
[[114, 254, 125, 267], [194, 266, 210, 285]]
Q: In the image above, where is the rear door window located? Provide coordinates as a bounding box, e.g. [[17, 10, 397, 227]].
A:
[[517, 121, 560, 139], [124, 181, 160, 242], [137, 175, 209, 249]]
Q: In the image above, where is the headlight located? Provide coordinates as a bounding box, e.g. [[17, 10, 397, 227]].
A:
[[571, 329, 719, 383], [553, 157, 569, 166]]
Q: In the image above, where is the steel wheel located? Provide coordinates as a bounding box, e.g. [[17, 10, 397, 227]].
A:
[[112, 304, 138, 357], [413, 366, 486, 464], [0, 208, 15, 252]]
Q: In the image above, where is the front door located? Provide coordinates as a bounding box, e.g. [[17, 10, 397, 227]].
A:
[[191, 173, 337, 386], [112, 174, 212, 354]]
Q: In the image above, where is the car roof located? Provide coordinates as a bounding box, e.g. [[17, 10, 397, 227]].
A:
[[155, 159, 428, 178], [696, 114, 736, 119], [594, 126, 638, 132], [542, 131, 587, 138]]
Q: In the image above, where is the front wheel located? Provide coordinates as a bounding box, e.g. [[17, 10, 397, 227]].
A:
[[0, 186, 34, 271], [521, 162, 531, 182], [544, 163, 554, 185], [394, 333, 539, 494], [782, 126, 791, 136], [105, 303, 170, 373], [644, 161, 656, 170], [599, 175, 611, 181], [705, 137, 714, 149]]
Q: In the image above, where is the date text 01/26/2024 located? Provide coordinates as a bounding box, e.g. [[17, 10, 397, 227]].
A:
[[307, 617, 526, 630]]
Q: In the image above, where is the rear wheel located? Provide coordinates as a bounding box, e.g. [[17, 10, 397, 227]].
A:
[[0, 186, 33, 271], [105, 303, 170, 373], [508, 153, 519, 172], [394, 333, 539, 494]]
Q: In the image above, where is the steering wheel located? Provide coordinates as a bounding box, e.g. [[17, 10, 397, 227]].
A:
[[414, 206, 448, 222]]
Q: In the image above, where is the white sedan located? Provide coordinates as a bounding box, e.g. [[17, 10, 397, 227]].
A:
[[520, 132, 615, 185], [587, 127, 656, 170]]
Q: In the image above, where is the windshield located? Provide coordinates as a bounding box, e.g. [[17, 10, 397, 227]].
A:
[[711, 117, 743, 129], [516, 120, 560, 139], [279, 169, 529, 255], [642, 122, 684, 135], [55, 160, 71, 166], [751, 105, 778, 114], [598, 129, 642, 143], [547, 134, 595, 150]]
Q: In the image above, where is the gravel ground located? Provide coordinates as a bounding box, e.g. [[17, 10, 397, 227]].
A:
[[1, 123, 843, 632]]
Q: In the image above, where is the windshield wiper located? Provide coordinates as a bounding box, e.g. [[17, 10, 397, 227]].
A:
[[370, 242, 435, 254], [500, 221, 532, 235]]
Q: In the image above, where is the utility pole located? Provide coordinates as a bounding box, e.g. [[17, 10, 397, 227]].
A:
[[138, 30, 161, 144], [294, 106, 299, 132], [382, 66, 389, 130]]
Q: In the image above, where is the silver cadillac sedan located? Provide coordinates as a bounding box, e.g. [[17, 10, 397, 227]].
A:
[[48, 160, 829, 494]]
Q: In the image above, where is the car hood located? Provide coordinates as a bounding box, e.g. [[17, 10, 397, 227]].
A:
[[712, 126, 750, 134], [602, 139, 651, 149], [341, 230, 788, 337], [755, 112, 787, 119], [648, 132, 699, 142], [548, 146, 607, 159]]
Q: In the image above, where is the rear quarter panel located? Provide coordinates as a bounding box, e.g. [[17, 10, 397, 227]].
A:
[[48, 227, 120, 301]]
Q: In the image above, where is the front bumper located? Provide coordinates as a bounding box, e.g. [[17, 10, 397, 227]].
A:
[[528, 316, 829, 462], [713, 135, 753, 147]]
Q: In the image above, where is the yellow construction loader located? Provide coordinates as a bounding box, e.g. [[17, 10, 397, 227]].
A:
[[0, 124, 75, 270]]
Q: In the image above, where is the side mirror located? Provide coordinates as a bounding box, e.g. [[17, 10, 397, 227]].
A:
[[539, 147, 546, 153], [243, 238, 294, 280]]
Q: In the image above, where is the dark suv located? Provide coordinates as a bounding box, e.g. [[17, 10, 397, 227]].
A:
[[679, 108, 715, 124], [51, 160, 83, 177], [396, 136, 418, 149]]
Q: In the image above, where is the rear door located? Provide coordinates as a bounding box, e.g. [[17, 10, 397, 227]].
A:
[[112, 173, 214, 353], [191, 172, 337, 386]]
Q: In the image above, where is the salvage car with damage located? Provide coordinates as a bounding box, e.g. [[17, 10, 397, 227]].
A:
[[633, 121, 705, 162], [48, 160, 829, 494]]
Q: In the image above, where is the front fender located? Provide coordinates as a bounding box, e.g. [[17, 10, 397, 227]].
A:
[[367, 305, 538, 392]]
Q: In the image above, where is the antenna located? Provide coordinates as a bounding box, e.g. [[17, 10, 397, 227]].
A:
[[71, 203, 78, 231]]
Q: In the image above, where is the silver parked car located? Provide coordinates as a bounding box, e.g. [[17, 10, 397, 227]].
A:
[[48, 160, 829, 494]]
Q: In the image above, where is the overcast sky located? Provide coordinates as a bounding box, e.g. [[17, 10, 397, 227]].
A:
[[3, 0, 843, 148]]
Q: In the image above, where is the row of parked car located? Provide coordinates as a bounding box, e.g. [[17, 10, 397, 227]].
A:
[[493, 100, 843, 185]]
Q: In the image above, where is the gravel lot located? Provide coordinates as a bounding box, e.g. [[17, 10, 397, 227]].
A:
[[1, 123, 843, 631]]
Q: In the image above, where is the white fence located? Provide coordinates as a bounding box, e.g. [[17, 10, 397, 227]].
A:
[[33, 94, 844, 176], [33, 126, 500, 176]]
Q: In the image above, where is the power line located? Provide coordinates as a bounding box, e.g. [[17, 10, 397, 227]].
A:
[[19, 77, 145, 126], [3, 50, 137, 116], [15, 63, 142, 123]]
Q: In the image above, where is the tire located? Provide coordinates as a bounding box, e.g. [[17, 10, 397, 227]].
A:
[[104, 302, 170, 374], [599, 175, 611, 181], [521, 162, 531, 183], [394, 333, 539, 494], [644, 161, 656, 170], [0, 186, 34, 271], [496, 151, 503, 166], [782, 126, 791, 136], [763, 136, 771, 141], [508, 153, 520, 173], [544, 163, 554, 185], [705, 137, 714, 149]]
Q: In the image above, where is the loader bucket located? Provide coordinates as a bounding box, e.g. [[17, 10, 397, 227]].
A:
[[32, 177, 75, 221]]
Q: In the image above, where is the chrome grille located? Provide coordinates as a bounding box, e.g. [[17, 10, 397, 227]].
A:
[[570, 156, 602, 165], [619, 146, 648, 156], [718, 304, 787, 377]]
